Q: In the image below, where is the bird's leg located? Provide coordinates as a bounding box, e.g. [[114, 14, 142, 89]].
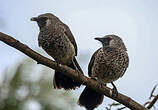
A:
[[91, 77, 105, 88], [56, 61, 61, 67], [72, 60, 81, 78], [110, 82, 118, 97]]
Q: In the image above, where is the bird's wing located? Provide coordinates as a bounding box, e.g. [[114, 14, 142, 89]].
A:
[[62, 23, 78, 56], [119, 52, 129, 77], [88, 48, 101, 77]]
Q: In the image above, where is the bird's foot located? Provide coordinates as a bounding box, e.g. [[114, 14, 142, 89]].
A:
[[56, 61, 61, 67], [110, 82, 118, 97], [76, 69, 81, 81], [91, 77, 105, 88], [72, 60, 82, 81]]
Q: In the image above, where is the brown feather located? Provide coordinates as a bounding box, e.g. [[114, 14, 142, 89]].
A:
[[63, 23, 78, 56]]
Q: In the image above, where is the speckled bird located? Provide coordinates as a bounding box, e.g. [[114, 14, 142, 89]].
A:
[[78, 35, 129, 110], [31, 13, 83, 90]]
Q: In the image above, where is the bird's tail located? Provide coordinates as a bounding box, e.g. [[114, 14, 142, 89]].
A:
[[78, 86, 104, 110], [53, 57, 83, 90]]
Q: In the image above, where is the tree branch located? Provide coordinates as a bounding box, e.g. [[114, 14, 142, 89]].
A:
[[0, 32, 148, 110], [147, 94, 158, 109]]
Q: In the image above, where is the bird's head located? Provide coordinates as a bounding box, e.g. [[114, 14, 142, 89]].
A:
[[95, 35, 127, 51], [31, 13, 58, 29]]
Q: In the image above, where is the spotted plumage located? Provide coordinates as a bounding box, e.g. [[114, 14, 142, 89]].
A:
[[31, 13, 82, 90], [38, 26, 75, 64], [78, 35, 129, 110], [91, 46, 129, 83]]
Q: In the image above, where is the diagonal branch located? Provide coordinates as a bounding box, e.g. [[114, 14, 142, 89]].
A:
[[147, 94, 158, 109], [0, 32, 148, 110]]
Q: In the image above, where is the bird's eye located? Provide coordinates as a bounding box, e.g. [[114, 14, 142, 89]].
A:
[[37, 17, 48, 27], [106, 37, 112, 41]]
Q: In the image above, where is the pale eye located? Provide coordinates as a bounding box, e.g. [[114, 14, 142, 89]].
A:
[[46, 19, 51, 26], [106, 37, 112, 41]]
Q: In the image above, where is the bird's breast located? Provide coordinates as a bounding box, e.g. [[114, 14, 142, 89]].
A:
[[38, 32, 75, 64], [91, 48, 128, 83]]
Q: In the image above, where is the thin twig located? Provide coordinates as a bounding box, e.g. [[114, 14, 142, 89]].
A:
[[147, 94, 158, 109]]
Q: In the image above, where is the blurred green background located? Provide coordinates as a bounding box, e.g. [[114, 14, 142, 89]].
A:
[[0, 58, 79, 110]]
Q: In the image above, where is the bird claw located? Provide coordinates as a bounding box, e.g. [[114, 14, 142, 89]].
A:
[[110, 82, 118, 97], [111, 87, 118, 97], [98, 82, 104, 88], [91, 77, 105, 88], [56, 61, 61, 67], [71, 60, 82, 82], [76, 69, 81, 79]]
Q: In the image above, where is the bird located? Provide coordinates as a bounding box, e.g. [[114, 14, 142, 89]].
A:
[[78, 35, 129, 110], [31, 13, 83, 90]]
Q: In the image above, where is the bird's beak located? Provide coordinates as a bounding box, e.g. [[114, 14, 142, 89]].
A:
[[94, 37, 104, 42], [30, 17, 38, 21]]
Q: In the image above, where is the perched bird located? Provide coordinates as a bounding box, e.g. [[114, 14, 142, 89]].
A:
[[78, 35, 129, 110], [31, 13, 83, 90]]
